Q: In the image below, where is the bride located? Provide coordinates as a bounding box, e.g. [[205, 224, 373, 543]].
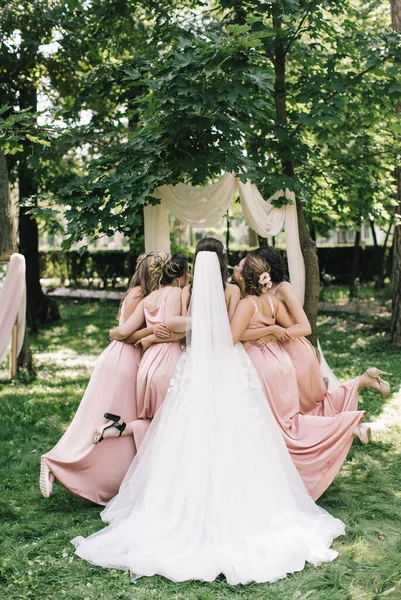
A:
[[72, 250, 345, 585]]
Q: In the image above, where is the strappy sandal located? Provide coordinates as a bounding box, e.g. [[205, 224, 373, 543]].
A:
[[366, 368, 392, 400], [92, 413, 126, 445]]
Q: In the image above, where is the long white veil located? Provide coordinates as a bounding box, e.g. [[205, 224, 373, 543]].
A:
[[73, 251, 345, 585]]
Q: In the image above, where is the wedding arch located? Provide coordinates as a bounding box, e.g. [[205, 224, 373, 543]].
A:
[[144, 172, 339, 389], [144, 172, 305, 301]]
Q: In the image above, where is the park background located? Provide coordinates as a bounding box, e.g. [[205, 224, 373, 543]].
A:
[[1, 1, 401, 599]]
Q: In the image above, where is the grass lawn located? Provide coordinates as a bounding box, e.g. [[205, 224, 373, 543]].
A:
[[1, 300, 401, 600]]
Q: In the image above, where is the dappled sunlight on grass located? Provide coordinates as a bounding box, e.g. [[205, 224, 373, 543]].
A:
[[0, 301, 400, 600]]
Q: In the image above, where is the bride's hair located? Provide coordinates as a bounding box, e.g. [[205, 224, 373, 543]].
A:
[[161, 254, 188, 285], [242, 252, 271, 296], [254, 246, 286, 283], [193, 237, 227, 289]]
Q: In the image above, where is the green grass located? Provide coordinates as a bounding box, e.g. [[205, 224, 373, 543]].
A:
[[1, 301, 401, 600]]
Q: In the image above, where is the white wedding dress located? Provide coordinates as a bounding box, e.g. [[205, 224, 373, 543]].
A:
[[72, 251, 345, 585]]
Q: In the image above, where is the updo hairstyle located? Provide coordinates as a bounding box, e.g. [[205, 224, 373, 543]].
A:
[[160, 254, 188, 285], [242, 251, 272, 297], [254, 246, 286, 283]]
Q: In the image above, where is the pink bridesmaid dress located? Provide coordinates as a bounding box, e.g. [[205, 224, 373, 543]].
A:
[[244, 297, 365, 500], [41, 299, 150, 505], [137, 288, 182, 419], [272, 283, 360, 416]]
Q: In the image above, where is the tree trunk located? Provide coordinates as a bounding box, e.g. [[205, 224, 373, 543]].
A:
[[248, 228, 258, 247], [0, 150, 17, 256], [271, 16, 320, 346], [390, 0, 401, 346], [18, 85, 60, 332], [391, 176, 401, 346], [369, 218, 386, 289], [349, 229, 361, 298]]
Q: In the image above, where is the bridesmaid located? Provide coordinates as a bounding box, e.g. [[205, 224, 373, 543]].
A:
[[40, 252, 162, 504], [252, 246, 391, 415], [95, 254, 189, 442], [138, 238, 264, 353], [231, 252, 367, 500]]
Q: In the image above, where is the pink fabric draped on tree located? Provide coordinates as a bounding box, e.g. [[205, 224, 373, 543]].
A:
[[0, 253, 26, 365]]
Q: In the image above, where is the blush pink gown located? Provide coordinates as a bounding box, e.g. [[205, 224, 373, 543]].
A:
[[41, 299, 150, 505], [271, 283, 361, 417], [136, 287, 182, 419], [244, 297, 365, 500]]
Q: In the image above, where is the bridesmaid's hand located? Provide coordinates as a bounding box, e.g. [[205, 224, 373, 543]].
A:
[[136, 335, 154, 352], [256, 335, 277, 347], [269, 325, 294, 341], [152, 323, 171, 338]]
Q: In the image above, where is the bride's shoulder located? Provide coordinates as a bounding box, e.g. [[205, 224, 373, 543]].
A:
[[225, 282, 240, 299]]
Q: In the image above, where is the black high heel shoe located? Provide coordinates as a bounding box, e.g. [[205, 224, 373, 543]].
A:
[[92, 413, 126, 445]]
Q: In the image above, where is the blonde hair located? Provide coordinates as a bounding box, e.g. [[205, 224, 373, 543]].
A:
[[119, 252, 153, 313], [144, 252, 172, 293], [242, 253, 271, 297]]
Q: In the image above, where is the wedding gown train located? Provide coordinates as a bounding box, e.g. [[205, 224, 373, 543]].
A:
[[72, 252, 345, 585]]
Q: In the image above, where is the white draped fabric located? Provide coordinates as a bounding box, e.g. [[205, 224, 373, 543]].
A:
[[152, 172, 238, 228], [237, 182, 305, 304], [145, 173, 305, 304], [0, 253, 26, 365]]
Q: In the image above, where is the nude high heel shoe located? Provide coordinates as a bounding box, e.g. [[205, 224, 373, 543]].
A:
[[353, 424, 371, 444], [366, 368, 392, 400], [40, 457, 53, 498]]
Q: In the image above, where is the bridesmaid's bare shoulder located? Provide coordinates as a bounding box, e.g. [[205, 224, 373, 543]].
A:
[[126, 285, 144, 301], [275, 281, 293, 299]]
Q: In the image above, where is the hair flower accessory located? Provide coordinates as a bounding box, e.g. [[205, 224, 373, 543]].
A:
[[259, 271, 272, 291]]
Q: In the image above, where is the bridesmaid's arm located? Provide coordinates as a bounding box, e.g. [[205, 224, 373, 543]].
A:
[[137, 331, 185, 352], [164, 288, 190, 332], [109, 299, 146, 340], [241, 326, 282, 342], [181, 285, 191, 316], [276, 283, 311, 338], [226, 284, 241, 322], [122, 287, 144, 320], [123, 327, 154, 344], [230, 298, 255, 345]]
